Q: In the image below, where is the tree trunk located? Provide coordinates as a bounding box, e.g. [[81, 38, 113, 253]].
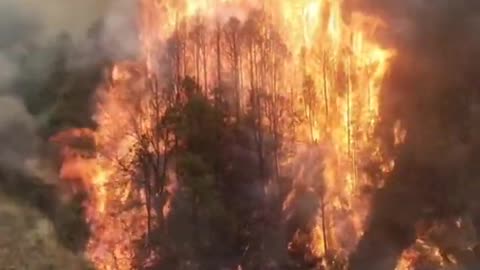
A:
[[216, 24, 222, 86], [321, 196, 328, 253]]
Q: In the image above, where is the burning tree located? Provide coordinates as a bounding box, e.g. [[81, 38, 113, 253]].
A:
[[49, 0, 433, 269]]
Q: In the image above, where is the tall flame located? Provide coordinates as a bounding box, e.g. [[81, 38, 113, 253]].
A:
[[54, 0, 399, 269]]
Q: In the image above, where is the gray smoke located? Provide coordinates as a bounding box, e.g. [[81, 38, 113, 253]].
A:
[[0, 2, 45, 174], [0, 0, 138, 176], [0, 0, 110, 40], [349, 1, 480, 269]]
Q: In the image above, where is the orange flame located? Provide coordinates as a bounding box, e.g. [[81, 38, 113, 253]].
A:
[[54, 0, 398, 269]]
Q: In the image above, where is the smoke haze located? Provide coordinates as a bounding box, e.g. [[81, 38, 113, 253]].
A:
[[0, 0, 138, 175], [349, 1, 480, 269], [0, 0, 110, 40]]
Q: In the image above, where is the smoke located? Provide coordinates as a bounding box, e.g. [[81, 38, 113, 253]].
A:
[[0, 96, 37, 169], [98, 0, 139, 60], [0, 0, 143, 258], [0, 0, 140, 177], [0, 0, 110, 40], [349, 0, 480, 269], [0, 3, 42, 175], [213, 0, 260, 24]]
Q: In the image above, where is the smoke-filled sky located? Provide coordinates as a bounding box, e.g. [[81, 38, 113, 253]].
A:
[[0, 0, 111, 41]]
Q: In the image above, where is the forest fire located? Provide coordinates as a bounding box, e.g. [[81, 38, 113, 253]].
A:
[[53, 0, 406, 269]]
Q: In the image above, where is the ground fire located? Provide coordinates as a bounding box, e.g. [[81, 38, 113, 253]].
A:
[[45, 0, 480, 270]]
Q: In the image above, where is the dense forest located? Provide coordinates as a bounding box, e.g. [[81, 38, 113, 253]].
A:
[[2, 1, 480, 270]]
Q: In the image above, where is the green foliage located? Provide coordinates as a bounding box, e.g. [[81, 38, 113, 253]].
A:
[[140, 77, 279, 269], [179, 153, 214, 193], [175, 95, 223, 154], [174, 79, 227, 224]]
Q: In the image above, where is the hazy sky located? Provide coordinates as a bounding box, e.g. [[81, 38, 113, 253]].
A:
[[28, 0, 110, 36], [0, 0, 111, 40]]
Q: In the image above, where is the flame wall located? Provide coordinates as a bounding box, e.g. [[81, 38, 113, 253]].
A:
[[56, 0, 397, 269]]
